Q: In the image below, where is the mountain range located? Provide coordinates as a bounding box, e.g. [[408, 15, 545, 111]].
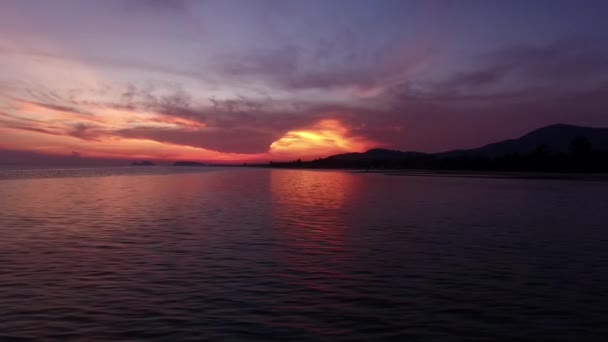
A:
[[438, 124, 608, 158]]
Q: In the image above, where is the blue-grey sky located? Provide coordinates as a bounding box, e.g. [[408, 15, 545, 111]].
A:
[[1, 0, 608, 162]]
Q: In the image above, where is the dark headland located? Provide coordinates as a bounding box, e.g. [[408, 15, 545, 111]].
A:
[[261, 124, 608, 173]]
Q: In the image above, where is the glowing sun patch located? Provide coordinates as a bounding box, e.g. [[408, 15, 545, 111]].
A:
[[269, 119, 373, 159]]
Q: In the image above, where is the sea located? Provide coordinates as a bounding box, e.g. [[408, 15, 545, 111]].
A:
[[1, 166, 607, 341]]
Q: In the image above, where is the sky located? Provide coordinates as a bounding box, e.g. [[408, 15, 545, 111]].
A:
[[1, 0, 608, 164]]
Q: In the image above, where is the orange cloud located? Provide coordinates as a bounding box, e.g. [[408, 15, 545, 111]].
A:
[[269, 119, 375, 160], [15, 99, 104, 124], [147, 116, 205, 130]]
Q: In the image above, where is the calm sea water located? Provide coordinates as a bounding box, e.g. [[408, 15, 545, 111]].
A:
[[1, 167, 607, 341]]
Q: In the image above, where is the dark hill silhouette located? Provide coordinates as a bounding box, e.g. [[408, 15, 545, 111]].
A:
[[439, 124, 608, 158], [266, 124, 608, 172], [327, 148, 426, 162]]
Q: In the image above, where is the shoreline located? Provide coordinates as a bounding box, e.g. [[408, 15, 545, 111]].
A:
[[356, 169, 608, 181]]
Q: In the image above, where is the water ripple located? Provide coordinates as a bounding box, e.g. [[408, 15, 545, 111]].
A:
[[0, 168, 608, 340]]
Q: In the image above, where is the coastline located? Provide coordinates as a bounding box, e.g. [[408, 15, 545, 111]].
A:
[[357, 169, 608, 181]]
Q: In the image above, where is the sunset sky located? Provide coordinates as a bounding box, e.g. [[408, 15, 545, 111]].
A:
[[1, 0, 608, 164]]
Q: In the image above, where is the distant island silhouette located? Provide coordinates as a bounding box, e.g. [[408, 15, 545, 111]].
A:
[[131, 160, 155, 166], [174, 161, 207, 167], [261, 124, 608, 173]]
